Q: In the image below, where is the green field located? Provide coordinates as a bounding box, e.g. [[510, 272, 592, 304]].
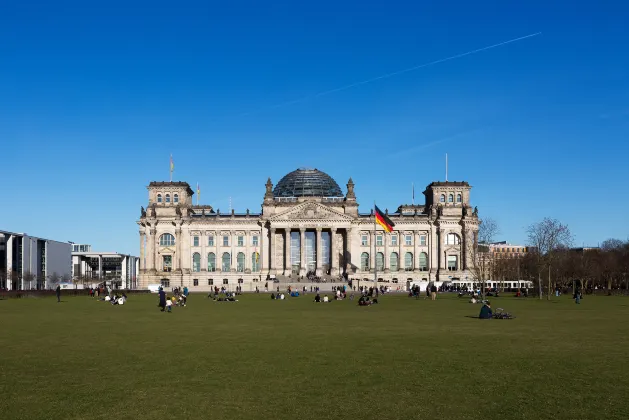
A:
[[1, 292, 628, 420]]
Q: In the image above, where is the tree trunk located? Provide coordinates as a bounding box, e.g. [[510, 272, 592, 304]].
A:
[[607, 276, 612, 296], [547, 265, 551, 301], [538, 272, 542, 300]]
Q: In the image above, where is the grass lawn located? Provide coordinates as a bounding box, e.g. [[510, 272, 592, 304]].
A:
[[1, 292, 628, 420]]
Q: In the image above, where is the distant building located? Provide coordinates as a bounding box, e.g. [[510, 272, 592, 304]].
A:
[[486, 241, 533, 259], [0, 229, 71, 290], [71, 245, 139, 289]]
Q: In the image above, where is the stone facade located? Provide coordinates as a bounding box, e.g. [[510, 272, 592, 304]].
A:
[[137, 171, 480, 291]]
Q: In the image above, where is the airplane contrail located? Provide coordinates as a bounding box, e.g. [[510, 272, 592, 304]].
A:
[[242, 32, 541, 116]]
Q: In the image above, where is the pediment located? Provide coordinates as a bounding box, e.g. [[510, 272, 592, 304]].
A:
[[270, 202, 354, 222]]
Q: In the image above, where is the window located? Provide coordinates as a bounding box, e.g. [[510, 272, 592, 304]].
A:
[[208, 279, 213, 286], [193, 236, 199, 247], [223, 236, 229, 246], [391, 235, 398, 246], [208, 236, 214, 246], [208, 253, 216, 272], [448, 194, 453, 203], [222, 252, 230, 272], [162, 255, 172, 272], [376, 235, 383, 246], [376, 252, 384, 271], [440, 194, 445, 203], [237, 236, 244, 247], [193, 279, 199, 286], [446, 233, 460, 245], [166, 194, 171, 203], [405, 235, 412, 246], [390, 252, 399, 272], [237, 252, 245, 272], [192, 253, 200, 272], [157, 194, 163, 203], [223, 279, 229, 285], [160, 234, 175, 246], [419, 252, 428, 271], [404, 252, 413, 271], [252, 252, 260, 272], [420, 235, 427, 246], [252, 236, 259, 246], [174, 194, 179, 203], [361, 235, 368, 246], [447, 255, 458, 271], [361, 252, 370, 271], [160, 278, 170, 287], [456, 194, 462, 203]]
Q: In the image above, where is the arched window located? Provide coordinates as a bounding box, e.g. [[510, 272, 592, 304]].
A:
[[157, 194, 163, 203], [446, 233, 461, 245], [192, 253, 200, 272], [174, 194, 179, 203], [390, 252, 399, 272], [376, 252, 384, 271], [237, 252, 245, 272], [208, 252, 216, 272], [165, 194, 171, 203], [456, 194, 462, 203], [448, 194, 453, 203], [361, 252, 370, 271], [404, 252, 413, 271], [159, 233, 175, 246], [222, 252, 231, 272], [251, 252, 260, 272], [419, 252, 428, 271], [440, 194, 445, 203]]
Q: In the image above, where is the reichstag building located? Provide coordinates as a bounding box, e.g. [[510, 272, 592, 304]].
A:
[[137, 168, 479, 290]]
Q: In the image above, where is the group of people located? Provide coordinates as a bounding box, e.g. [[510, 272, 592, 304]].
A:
[[409, 284, 439, 300], [158, 286, 189, 312]]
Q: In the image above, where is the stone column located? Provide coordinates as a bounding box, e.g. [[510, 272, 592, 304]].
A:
[[151, 228, 157, 273], [330, 228, 337, 276], [371, 230, 376, 273], [344, 227, 352, 274], [246, 231, 250, 273], [98, 255, 103, 281], [175, 226, 182, 272], [139, 232, 145, 271], [284, 229, 291, 275], [413, 231, 419, 272], [384, 232, 389, 273], [270, 228, 276, 274], [6, 235, 13, 290], [316, 227, 323, 276], [299, 228, 306, 276]]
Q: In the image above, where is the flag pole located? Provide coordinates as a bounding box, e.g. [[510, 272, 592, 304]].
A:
[[374, 201, 377, 295]]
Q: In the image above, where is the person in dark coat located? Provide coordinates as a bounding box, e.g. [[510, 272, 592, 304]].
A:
[[158, 287, 166, 312], [479, 301, 493, 319], [56, 285, 61, 303]]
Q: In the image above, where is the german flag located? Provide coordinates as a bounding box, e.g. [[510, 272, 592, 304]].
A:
[[375, 205, 395, 233]]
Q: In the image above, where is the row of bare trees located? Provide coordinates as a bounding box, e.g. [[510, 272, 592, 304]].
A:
[[0, 270, 70, 290], [469, 217, 629, 299]]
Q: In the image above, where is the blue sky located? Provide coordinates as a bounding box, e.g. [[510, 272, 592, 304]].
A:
[[1, 1, 628, 254]]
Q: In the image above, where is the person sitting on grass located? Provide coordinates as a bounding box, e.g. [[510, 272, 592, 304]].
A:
[[479, 301, 493, 319], [323, 295, 329, 302], [314, 293, 321, 303], [270, 293, 276, 300], [166, 297, 173, 312]]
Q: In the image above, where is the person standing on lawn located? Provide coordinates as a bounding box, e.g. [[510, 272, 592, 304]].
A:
[[182, 286, 189, 306], [430, 284, 438, 301], [55, 285, 61, 303], [158, 287, 166, 312]]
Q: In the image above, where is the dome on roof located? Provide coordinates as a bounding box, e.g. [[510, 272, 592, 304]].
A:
[[273, 168, 344, 198]]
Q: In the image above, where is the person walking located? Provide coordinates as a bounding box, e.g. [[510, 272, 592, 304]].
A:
[[158, 287, 166, 312], [182, 286, 189, 307], [430, 284, 437, 301], [56, 285, 61, 303]]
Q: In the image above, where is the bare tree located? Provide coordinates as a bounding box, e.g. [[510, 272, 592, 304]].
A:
[[468, 217, 500, 299], [9, 269, 21, 290], [526, 218, 573, 300], [47, 272, 60, 289], [0, 270, 7, 289], [601, 238, 625, 251], [22, 271, 35, 290]]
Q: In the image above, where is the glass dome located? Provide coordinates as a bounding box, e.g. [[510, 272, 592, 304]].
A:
[[273, 168, 344, 198]]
